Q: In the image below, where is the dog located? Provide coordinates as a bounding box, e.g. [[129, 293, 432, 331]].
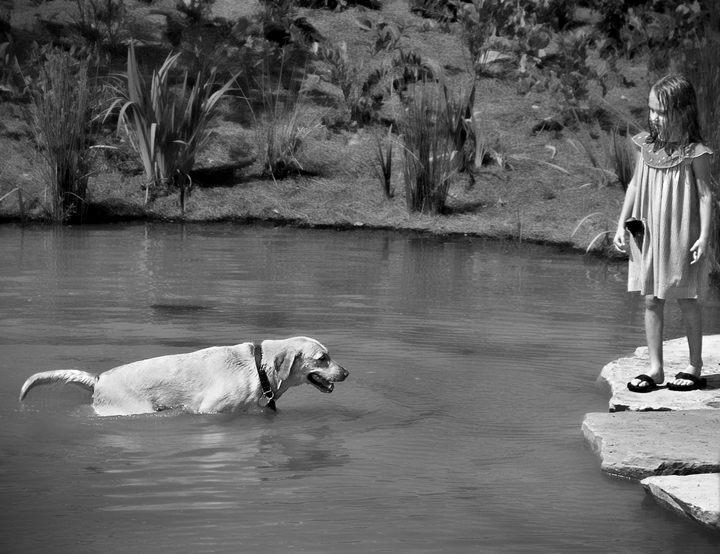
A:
[[19, 337, 348, 416]]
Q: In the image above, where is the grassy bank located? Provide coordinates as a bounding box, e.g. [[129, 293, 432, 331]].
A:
[[0, 0, 711, 253]]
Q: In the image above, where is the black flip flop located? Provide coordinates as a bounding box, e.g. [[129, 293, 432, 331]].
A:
[[666, 372, 707, 391], [627, 374, 659, 393]]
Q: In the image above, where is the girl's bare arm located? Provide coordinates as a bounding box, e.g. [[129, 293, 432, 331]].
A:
[[613, 148, 641, 250], [690, 152, 713, 263]]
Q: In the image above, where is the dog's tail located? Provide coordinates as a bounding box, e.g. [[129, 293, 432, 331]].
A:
[[19, 370, 98, 401]]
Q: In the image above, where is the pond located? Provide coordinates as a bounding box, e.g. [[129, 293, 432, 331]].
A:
[[1, 223, 719, 553]]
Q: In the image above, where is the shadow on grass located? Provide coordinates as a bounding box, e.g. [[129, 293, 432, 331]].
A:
[[85, 198, 148, 223], [442, 199, 488, 215]]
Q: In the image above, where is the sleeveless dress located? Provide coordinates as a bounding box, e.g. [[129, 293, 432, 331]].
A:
[[627, 131, 714, 299]]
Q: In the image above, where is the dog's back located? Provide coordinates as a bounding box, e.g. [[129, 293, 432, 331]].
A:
[[92, 345, 258, 415]]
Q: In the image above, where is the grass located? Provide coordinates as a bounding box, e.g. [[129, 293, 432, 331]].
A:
[[0, 0, 708, 254]]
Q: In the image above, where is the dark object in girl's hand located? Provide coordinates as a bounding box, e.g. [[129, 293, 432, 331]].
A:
[[625, 218, 644, 247]]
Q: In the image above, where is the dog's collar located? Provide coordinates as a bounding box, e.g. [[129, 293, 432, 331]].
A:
[[252, 341, 276, 411]]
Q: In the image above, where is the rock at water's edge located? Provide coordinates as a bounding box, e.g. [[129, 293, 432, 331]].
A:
[[582, 411, 720, 480], [597, 335, 720, 412], [641, 474, 720, 533]]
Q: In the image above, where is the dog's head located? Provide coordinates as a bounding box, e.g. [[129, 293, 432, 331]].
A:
[[263, 337, 348, 396]]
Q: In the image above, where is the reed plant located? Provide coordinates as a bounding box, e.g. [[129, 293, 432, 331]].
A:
[[29, 48, 98, 224], [373, 126, 394, 199], [400, 84, 457, 214], [106, 42, 237, 214], [607, 125, 635, 191], [442, 82, 476, 173]]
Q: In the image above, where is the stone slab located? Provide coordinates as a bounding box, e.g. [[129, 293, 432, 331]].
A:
[[641, 474, 720, 533], [582, 411, 720, 480], [597, 335, 720, 412]]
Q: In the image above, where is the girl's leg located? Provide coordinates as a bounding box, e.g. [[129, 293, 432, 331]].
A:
[[675, 298, 703, 385], [630, 295, 666, 389]]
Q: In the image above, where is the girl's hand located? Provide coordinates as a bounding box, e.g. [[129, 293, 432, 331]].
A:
[[690, 238, 708, 264], [613, 227, 626, 251]]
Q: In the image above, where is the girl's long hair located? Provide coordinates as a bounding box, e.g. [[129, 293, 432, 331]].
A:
[[648, 74, 705, 150]]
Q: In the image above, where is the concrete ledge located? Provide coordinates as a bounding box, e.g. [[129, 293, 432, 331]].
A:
[[597, 335, 720, 412], [641, 474, 720, 533], [582, 411, 720, 480]]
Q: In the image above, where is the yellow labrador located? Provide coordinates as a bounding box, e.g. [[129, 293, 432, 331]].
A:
[[19, 337, 348, 416]]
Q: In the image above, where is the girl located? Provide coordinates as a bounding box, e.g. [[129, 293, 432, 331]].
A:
[[613, 74, 714, 393]]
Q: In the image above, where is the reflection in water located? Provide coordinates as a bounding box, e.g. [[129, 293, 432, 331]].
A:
[[1, 223, 719, 554]]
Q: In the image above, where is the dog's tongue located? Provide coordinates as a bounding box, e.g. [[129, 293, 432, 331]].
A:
[[308, 373, 334, 393]]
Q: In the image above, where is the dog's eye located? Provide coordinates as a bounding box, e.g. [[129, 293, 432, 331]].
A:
[[316, 353, 328, 362]]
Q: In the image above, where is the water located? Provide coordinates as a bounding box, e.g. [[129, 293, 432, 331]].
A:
[[1, 223, 719, 554]]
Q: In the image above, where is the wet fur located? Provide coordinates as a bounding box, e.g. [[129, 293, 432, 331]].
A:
[[19, 337, 348, 416]]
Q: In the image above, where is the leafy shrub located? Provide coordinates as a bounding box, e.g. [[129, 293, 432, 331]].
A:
[[175, 0, 215, 25], [458, 0, 526, 73], [105, 42, 237, 214], [390, 50, 445, 101], [318, 40, 445, 126], [315, 18, 402, 125], [293, 0, 381, 9], [72, 0, 128, 55], [354, 17, 403, 55], [549, 28, 615, 105], [0, 6, 10, 36], [0, 34, 26, 100], [531, 0, 578, 31], [584, 0, 645, 43], [318, 39, 390, 125], [258, 0, 324, 58], [317, 41, 361, 106], [409, 0, 461, 23]]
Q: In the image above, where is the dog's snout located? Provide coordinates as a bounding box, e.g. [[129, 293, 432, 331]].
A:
[[336, 364, 349, 381]]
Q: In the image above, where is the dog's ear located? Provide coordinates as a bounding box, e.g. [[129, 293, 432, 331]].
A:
[[274, 349, 300, 381]]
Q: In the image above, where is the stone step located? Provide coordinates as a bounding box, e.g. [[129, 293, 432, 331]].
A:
[[582, 410, 720, 480], [641, 474, 720, 533], [596, 335, 720, 412]]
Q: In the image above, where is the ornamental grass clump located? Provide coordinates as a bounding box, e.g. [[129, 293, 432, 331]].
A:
[[106, 42, 237, 214], [400, 84, 457, 214], [248, 53, 323, 180], [29, 48, 98, 224]]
